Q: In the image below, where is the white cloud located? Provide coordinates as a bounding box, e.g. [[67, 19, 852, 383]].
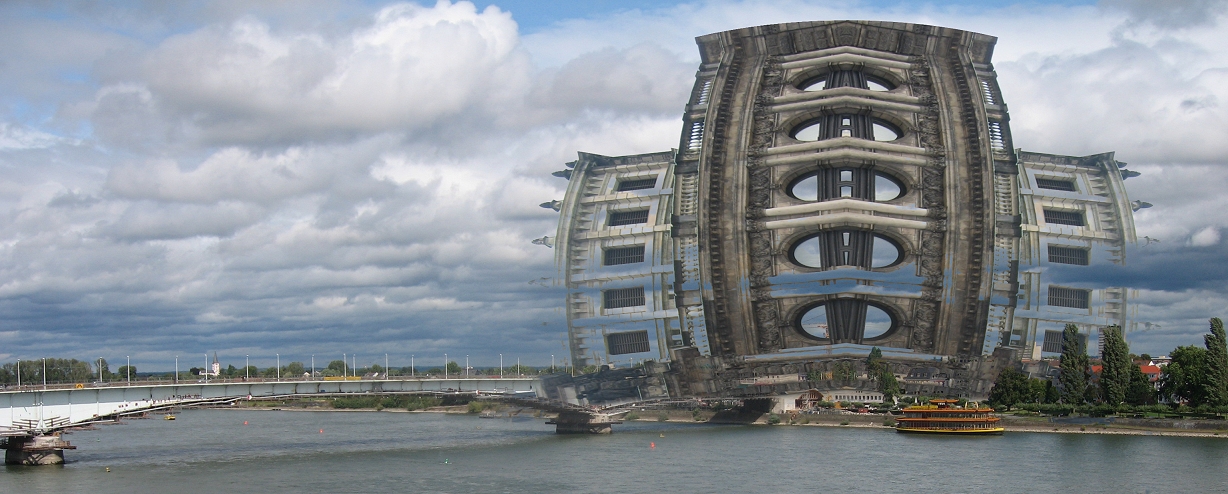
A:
[[1191, 226, 1221, 247]]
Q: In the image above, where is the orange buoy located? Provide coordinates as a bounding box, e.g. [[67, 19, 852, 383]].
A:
[[319, 429, 324, 434], [650, 442, 655, 449], [243, 421, 248, 425]]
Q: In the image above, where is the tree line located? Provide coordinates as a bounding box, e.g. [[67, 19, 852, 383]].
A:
[[989, 318, 1228, 413]]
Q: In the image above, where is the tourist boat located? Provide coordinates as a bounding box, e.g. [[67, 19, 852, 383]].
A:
[[895, 399, 1003, 434]]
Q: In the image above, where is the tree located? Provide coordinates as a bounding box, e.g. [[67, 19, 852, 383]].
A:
[[1160, 346, 1209, 406], [1125, 363, 1155, 406], [1059, 324, 1089, 404], [225, 364, 238, 377], [988, 368, 1031, 409], [1100, 325, 1131, 406], [285, 362, 306, 377], [327, 360, 348, 375], [117, 365, 137, 381], [1203, 318, 1228, 406]]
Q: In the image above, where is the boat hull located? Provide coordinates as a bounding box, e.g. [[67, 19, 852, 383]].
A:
[[895, 427, 1004, 435]]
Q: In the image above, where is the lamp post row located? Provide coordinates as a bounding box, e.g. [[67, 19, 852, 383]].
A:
[[9, 351, 560, 388]]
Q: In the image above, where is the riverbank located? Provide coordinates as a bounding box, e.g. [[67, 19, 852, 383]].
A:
[[209, 401, 1228, 438]]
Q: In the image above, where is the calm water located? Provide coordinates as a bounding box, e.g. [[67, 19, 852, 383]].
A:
[[1, 409, 1224, 493]]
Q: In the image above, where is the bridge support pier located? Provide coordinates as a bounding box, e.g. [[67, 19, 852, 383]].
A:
[[549, 412, 620, 434], [4, 434, 76, 465]]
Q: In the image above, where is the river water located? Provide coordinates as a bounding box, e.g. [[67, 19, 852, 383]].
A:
[[1, 409, 1223, 493]]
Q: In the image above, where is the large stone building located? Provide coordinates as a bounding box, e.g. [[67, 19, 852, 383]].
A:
[[542, 21, 1142, 402]]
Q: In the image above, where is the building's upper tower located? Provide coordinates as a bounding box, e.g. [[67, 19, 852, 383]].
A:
[[673, 21, 1015, 361]]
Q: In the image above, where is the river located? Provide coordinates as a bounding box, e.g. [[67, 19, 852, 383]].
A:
[[1, 409, 1223, 493]]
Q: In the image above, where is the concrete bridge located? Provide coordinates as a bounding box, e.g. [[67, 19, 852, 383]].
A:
[[0, 377, 542, 465]]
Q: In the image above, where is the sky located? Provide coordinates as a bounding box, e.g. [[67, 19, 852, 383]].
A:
[[1, 0, 1226, 371]]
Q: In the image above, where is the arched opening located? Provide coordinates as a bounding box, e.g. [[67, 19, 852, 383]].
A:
[[788, 171, 905, 203], [792, 117, 901, 143], [863, 305, 894, 339], [871, 121, 900, 142], [790, 231, 904, 271], [799, 304, 829, 339]]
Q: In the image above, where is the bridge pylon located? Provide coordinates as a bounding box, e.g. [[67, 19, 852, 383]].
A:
[[3, 433, 76, 465], [548, 411, 621, 434]]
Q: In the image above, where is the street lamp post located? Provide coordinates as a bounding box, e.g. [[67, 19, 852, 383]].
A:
[[411, 355, 414, 377], [204, 354, 209, 384], [552, 355, 555, 373], [385, 354, 388, 378], [343, 354, 346, 378], [125, 356, 130, 385], [246, 355, 250, 379], [16, 359, 20, 389], [98, 358, 103, 383], [311, 355, 315, 381], [500, 354, 503, 378], [276, 354, 280, 381], [444, 354, 448, 379], [175, 356, 179, 384], [465, 355, 469, 378], [42, 358, 47, 389]]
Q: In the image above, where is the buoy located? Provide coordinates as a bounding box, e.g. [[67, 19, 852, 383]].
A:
[[106, 467, 110, 472], [650, 442, 655, 449], [243, 421, 248, 425], [659, 433, 665, 438], [319, 429, 324, 434]]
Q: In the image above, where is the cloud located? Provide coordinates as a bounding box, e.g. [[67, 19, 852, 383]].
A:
[[1101, 0, 1228, 29], [1, 0, 1227, 365]]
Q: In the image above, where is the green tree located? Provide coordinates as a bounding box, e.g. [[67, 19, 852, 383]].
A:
[[117, 365, 137, 381], [1125, 363, 1155, 405], [1160, 346, 1209, 406], [1203, 318, 1228, 406], [1100, 325, 1131, 406], [285, 362, 306, 377], [1043, 380, 1061, 404], [988, 368, 1031, 410], [1059, 324, 1089, 404], [225, 364, 238, 377], [445, 361, 462, 375], [327, 360, 348, 375]]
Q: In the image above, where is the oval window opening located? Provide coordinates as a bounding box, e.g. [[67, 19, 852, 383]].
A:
[[799, 305, 829, 339], [874, 174, 903, 202], [866, 76, 895, 92], [801, 78, 827, 91], [871, 235, 901, 268], [792, 236, 823, 268], [864, 305, 893, 339], [872, 122, 900, 142], [793, 122, 821, 141], [790, 174, 818, 201]]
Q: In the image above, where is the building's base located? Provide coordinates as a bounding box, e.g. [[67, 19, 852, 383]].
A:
[[4, 435, 75, 465]]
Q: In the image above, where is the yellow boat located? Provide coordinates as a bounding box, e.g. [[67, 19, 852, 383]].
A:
[[163, 415, 176, 421], [895, 399, 1003, 434]]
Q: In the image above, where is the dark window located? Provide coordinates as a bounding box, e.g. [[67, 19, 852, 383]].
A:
[[603, 246, 645, 266], [1048, 286, 1090, 309], [1043, 209, 1085, 227], [1048, 245, 1090, 265], [616, 177, 657, 192], [607, 330, 651, 355], [608, 210, 650, 226], [603, 287, 645, 309], [1042, 330, 1064, 354], [1036, 177, 1077, 192]]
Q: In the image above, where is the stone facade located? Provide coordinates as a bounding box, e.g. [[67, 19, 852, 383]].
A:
[[543, 21, 1141, 401]]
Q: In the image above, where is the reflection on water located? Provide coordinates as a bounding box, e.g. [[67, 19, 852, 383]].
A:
[[2, 409, 1225, 493]]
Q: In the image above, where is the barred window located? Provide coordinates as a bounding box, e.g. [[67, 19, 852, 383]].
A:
[[1043, 209, 1084, 227], [603, 245, 645, 266], [603, 287, 645, 309], [1048, 245, 1090, 266], [607, 330, 651, 355], [1036, 177, 1077, 192], [1048, 286, 1090, 309], [1042, 330, 1063, 354], [609, 209, 650, 226], [616, 177, 657, 192]]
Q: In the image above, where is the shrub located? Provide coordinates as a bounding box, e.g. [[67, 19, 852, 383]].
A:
[[767, 413, 781, 425], [657, 413, 669, 422], [625, 412, 640, 421], [840, 420, 850, 426]]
